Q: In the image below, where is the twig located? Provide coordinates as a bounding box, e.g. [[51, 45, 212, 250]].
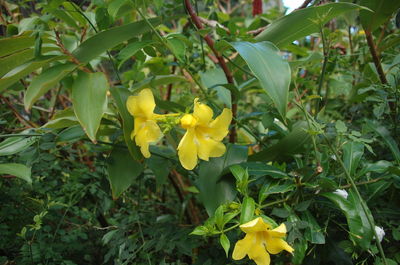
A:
[[184, 0, 237, 143], [0, 95, 38, 128], [365, 30, 387, 84], [296, 0, 314, 10]]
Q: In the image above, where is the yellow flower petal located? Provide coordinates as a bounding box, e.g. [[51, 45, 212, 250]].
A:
[[134, 120, 162, 158], [126, 95, 140, 117], [137, 89, 156, 119], [265, 237, 294, 255], [177, 129, 198, 170], [196, 134, 226, 161], [232, 233, 254, 260], [248, 240, 271, 265], [240, 217, 272, 234], [208, 108, 232, 141], [193, 98, 213, 125], [269, 223, 287, 238], [180, 114, 198, 129]]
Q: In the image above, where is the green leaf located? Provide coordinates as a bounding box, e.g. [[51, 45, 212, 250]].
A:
[[323, 190, 374, 249], [72, 71, 109, 143], [110, 86, 142, 160], [366, 121, 400, 165], [231, 41, 290, 118], [0, 163, 32, 183], [249, 121, 310, 162], [360, 0, 400, 31], [0, 32, 34, 57], [0, 55, 62, 93], [240, 196, 255, 224], [219, 234, 230, 257], [130, 75, 187, 92], [0, 136, 39, 156], [107, 146, 143, 199], [43, 108, 78, 129], [343, 141, 364, 177], [95, 7, 112, 31], [118, 40, 154, 68], [56, 125, 85, 143], [200, 68, 231, 108], [302, 211, 325, 244], [255, 3, 368, 48], [214, 205, 224, 230], [71, 17, 162, 64], [24, 63, 76, 110], [190, 226, 209, 236], [197, 144, 248, 215]]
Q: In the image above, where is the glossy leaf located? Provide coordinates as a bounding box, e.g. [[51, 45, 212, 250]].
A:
[[43, 108, 78, 129], [24, 63, 76, 110], [72, 17, 162, 64], [0, 163, 32, 183], [200, 68, 231, 108], [110, 86, 142, 160], [220, 234, 230, 257], [0, 55, 62, 92], [0, 33, 34, 57], [240, 196, 255, 224], [343, 141, 364, 177], [107, 146, 144, 199], [196, 145, 248, 215], [249, 121, 310, 162], [323, 190, 374, 249], [360, 0, 400, 31], [255, 3, 368, 48], [118, 40, 154, 68], [0, 136, 39, 156], [231, 41, 290, 118], [72, 71, 109, 143]]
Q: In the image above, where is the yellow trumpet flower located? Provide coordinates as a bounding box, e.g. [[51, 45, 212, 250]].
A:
[[233, 217, 294, 265], [126, 89, 162, 158], [177, 98, 232, 170]]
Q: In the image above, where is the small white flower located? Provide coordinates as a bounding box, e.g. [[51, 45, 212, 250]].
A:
[[374, 226, 385, 242], [333, 189, 348, 199]]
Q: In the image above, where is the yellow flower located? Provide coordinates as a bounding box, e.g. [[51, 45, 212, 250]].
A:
[[177, 98, 232, 170], [126, 89, 162, 158], [233, 217, 294, 265]]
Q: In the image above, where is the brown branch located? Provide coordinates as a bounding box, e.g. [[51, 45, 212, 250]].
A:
[[365, 30, 387, 84], [340, 177, 383, 189], [295, 0, 314, 10], [55, 31, 92, 73], [0, 95, 38, 128], [184, 0, 237, 143]]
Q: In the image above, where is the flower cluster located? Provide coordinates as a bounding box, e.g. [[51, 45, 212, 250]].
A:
[[126, 88, 232, 170]]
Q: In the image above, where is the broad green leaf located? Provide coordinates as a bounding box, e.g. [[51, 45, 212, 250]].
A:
[[214, 205, 225, 230], [110, 86, 142, 160], [24, 63, 76, 110], [249, 121, 310, 162], [0, 46, 59, 77], [255, 3, 368, 48], [95, 7, 112, 31], [0, 163, 32, 183], [200, 68, 231, 108], [130, 75, 187, 92], [197, 144, 248, 215], [323, 190, 374, 250], [231, 41, 290, 118], [146, 154, 172, 187], [240, 196, 255, 224], [43, 108, 78, 129], [219, 234, 230, 257], [237, 162, 288, 179], [366, 121, 400, 165], [72, 17, 162, 64], [343, 141, 364, 177], [57, 125, 85, 143], [360, 0, 400, 31], [62, 2, 87, 26], [302, 211, 325, 244], [107, 146, 143, 199], [118, 40, 154, 68], [72, 71, 109, 143], [0, 136, 39, 156], [0, 32, 34, 57], [0, 55, 62, 92]]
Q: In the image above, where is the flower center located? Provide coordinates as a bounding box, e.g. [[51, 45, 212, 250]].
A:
[[180, 114, 198, 129]]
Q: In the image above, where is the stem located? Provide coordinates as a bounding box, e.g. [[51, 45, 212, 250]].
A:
[[183, 0, 237, 143], [324, 136, 388, 265], [365, 30, 387, 85], [315, 28, 329, 115], [260, 198, 288, 209]]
